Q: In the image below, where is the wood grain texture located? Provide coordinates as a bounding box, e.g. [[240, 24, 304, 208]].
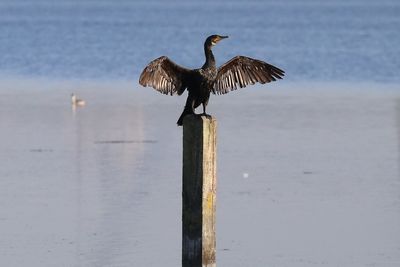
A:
[[182, 115, 217, 267]]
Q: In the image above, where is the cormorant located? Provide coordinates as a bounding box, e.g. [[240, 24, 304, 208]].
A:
[[139, 35, 285, 126]]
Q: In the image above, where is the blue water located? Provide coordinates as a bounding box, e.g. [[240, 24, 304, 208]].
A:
[[0, 0, 399, 82]]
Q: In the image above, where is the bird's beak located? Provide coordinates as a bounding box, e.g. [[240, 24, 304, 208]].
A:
[[212, 35, 228, 45], [211, 35, 229, 46]]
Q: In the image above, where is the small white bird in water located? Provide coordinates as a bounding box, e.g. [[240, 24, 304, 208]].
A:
[[71, 93, 86, 106]]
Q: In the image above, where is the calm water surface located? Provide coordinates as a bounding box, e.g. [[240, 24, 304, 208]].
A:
[[1, 0, 400, 266], [0, 82, 399, 266], [0, 0, 399, 82]]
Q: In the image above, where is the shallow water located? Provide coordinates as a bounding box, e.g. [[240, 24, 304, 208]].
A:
[[0, 82, 399, 266], [0, 0, 399, 82]]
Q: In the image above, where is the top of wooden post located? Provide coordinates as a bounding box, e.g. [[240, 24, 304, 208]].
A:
[[183, 115, 216, 127]]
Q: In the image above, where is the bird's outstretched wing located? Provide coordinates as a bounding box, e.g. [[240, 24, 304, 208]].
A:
[[213, 56, 285, 95], [139, 56, 192, 96]]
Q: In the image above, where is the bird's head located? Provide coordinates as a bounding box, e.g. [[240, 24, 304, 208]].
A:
[[205, 35, 229, 47]]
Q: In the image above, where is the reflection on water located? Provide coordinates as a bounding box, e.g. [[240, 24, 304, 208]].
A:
[[0, 86, 168, 266], [71, 92, 147, 266], [1, 84, 400, 266], [396, 99, 400, 180]]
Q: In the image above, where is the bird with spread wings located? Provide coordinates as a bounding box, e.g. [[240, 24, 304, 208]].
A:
[[139, 35, 285, 126]]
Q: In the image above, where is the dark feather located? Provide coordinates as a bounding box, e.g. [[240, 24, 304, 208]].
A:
[[213, 56, 285, 95], [139, 56, 192, 96]]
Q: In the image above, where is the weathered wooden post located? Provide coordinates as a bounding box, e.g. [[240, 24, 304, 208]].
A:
[[182, 115, 217, 267]]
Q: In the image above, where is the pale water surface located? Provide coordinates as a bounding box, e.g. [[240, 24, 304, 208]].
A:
[[0, 81, 399, 266], [1, 0, 400, 266]]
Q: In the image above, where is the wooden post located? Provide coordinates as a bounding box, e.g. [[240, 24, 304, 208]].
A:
[[182, 115, 217, 267]]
